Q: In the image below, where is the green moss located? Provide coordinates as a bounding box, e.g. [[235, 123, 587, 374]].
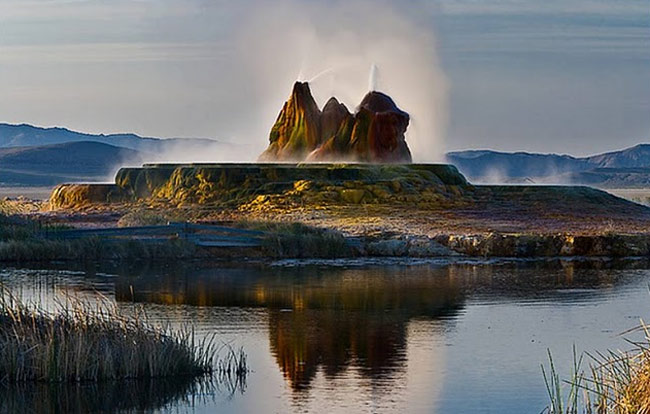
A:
[[349, 109, 372, 161], [50, 163, 470, 210], [285, 113, 309, 156]]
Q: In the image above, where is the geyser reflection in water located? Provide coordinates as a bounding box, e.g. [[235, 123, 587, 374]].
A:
[[4, 259, 647, 413], [112, 264, 462, 399]]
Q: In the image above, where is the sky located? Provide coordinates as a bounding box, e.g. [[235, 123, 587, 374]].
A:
[[0, 0, 648, 159]]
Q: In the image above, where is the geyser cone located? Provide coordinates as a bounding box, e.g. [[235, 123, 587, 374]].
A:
[[306, 97, 355, 162], [320, 97, 353, 141], [260, 82, 413, 164], [258, 81, 322, 161], [350, 91, 411, 163], [358, 91, 406, 114]]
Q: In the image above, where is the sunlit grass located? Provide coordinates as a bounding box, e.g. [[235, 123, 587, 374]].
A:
[[543, 323, 650, 413], [0, 288, 246, 384]]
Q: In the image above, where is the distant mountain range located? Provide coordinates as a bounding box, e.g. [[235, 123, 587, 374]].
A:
[[0, 141, 142, 186], [0, 123, 251, 187], [0, 123, 219, 154], [446, 144, 650, 187]]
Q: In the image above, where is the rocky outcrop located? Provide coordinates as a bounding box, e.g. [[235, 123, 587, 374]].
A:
[[320, 97, 353, 143], [351, 91, 411, 163], [435, 233, 650, 257], [258, 82, 322, 161], [306, 98, 355, 162], [260, 82, 413, 163], [49, 184, 127, 209]]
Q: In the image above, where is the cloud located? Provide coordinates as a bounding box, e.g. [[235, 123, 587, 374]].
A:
[[0, 0, 648, 160]]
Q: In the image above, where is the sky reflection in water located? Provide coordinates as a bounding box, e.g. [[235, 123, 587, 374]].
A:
[[1, 259, 649, 413]]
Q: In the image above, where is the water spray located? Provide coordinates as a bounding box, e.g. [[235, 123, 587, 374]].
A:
[[308, 68, 334, 83], [368, 64, 378, 91]]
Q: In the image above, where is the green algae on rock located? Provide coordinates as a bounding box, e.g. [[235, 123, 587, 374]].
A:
[[259, 81, 413, 163], [258, 82, 323, 162], [49, 163, 468, 209]]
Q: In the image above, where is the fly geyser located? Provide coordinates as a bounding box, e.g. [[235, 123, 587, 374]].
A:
[[259, 82, 413, 163], [43, 79, 650, 261], [49, 81, 468, 210]]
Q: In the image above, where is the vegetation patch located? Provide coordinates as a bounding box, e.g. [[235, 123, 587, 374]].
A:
[[233, 220, 355, 258], [0, 212, 198, 262], [543, 324, 650, 413], [0, 290, 224, 383]]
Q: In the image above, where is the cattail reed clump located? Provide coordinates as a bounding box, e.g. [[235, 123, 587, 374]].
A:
[[0, 290, 219, 383], [543, 324, 650, 413]]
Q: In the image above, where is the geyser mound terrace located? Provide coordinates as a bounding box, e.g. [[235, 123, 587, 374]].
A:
[[46, 82, 650, 258]]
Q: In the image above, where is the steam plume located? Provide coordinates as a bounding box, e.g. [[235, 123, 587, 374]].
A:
[[369, 64, 378, 92], [233, 0, 448, 162]]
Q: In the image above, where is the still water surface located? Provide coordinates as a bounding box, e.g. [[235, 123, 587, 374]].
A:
[[1, 259, 650, 413]]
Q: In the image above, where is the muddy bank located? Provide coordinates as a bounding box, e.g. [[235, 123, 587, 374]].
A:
[[329, 232, 650, 258], [441, 233, 650, 257]]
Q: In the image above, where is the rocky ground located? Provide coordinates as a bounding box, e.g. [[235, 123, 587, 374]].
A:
[[14, 182, 650, 258]]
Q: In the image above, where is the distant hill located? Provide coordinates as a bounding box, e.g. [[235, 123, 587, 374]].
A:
[[445, 150, 591, 179], [0, 141, 142, 186], [0, 123, 219, 154], [446, 144, 650, 187], [3, 122, 650, 189], [584, 144, 650, 168], [0, 123, 253, 188]]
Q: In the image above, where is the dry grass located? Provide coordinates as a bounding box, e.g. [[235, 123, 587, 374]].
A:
[[0, 289, 225, 383], [0, 237, 198, 262], [543, 323, 650, 413], [233, 220, 355, 258], [0, 213, 39, 241]]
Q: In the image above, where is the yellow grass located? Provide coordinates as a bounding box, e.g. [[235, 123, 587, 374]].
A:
[[0, 288, 225, 383], [544, 323, 650, 413]]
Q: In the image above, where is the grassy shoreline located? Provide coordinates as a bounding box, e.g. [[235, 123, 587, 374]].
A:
[[8, 207, 650, 261], [0, 211, 358, 262], [0, 288, 248, 411], [0, 291, 216, 383]]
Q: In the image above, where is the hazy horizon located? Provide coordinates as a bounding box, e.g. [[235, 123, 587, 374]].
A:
[[1, 0, 648, 159], [4, 120, 650, 160]]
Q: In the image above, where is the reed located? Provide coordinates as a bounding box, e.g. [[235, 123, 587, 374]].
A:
[[543, 323, 650, 413], [0, 213, 37, 241], [0, 289, 234, 383]]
